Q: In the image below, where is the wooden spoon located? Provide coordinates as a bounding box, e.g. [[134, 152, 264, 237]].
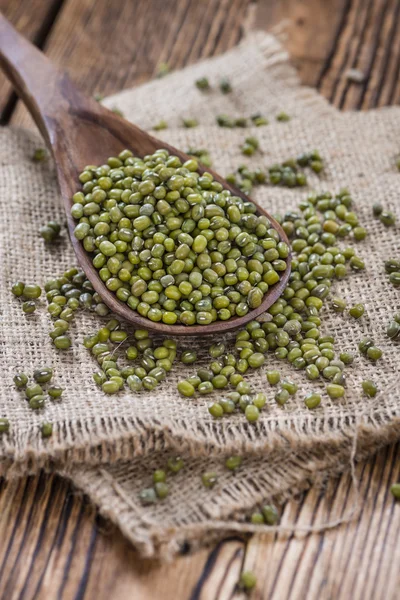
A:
[[0, 14, 291, 336]]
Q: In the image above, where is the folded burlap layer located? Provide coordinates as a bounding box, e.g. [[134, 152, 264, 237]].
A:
[[1, 34, 400, 558], [61, 419, 400, 559]]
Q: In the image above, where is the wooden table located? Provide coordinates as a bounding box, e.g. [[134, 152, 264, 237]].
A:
[[1, 1, 400, 598]]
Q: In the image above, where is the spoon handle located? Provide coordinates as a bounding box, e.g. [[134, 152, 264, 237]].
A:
[[0, 14, 62, 141], [0, 14, 98, 149]]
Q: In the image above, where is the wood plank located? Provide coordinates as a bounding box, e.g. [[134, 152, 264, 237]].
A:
[[83, 536, 244, 600], [0, 0, 62, 123], [257, 0, 400, 109], [11, 0, 253, 128], [0, 474, 245, 600], [256, 0, 351, 88], [237, 443, 400, 600], [316, 0, 400, 109]]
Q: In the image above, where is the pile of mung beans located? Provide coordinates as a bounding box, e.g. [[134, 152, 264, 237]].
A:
[[138, 456, 184, 504], [11, 281, 42, 315], [71, 148, 289, 326], [185, 147, 212, 167], [8, 134, 400, 513], [175, 188, 382, 420], [225, 149, 324, 196], [12, 366, 63, 437], [40, 220, 61, 243], [85, 320, 177, 395], [44, 266, 110, 350], [9, 186, 386, 413]]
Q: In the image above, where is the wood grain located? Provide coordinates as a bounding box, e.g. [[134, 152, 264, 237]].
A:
[[0, 474, 245, 600], [318, 0, 400, 109], [256, 0, 351, 88], [257, 0, 400, 109], [1, 0, 400, 598], [10, 0, 254, 129], [241, 442, 400, 600]]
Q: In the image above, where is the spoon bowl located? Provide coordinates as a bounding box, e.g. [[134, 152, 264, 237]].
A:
[[0, 14, 291, 335]]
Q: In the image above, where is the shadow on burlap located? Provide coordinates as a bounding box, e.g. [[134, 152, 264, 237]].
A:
[[1, 33, 400, 558]]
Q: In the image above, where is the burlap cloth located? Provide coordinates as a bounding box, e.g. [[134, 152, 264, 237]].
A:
[[1, 33, 400, 558]]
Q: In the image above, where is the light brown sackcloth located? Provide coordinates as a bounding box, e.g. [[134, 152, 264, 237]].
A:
[[1, 33, 400, 558]]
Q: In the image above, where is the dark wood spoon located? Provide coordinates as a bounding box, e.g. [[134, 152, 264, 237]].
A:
[[0, 14, 291, 336]]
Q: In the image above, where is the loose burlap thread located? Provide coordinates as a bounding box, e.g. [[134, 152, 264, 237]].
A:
[[1, 33, 400, 558]]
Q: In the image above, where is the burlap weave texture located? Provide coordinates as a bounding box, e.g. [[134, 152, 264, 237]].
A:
[[1, 33, 400, 558]]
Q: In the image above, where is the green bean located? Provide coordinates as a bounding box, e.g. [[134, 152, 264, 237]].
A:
[[391, 483, 400, 499], [250, 512, 265, 524], [349, 303, 365, 319], [33, 367, 53, 383], [362, 380, 377, 397], [225, 456, 242, 470], [138, 488, 157, 505], [14, 372, 28, 388], [281, 380, 298, 395], [23, 284, 42, 299], [153, 481, 168, 499], [219, 78, 232, 94], [201, 472, 218, 488], [253, 393, 266, 409], [26, 384, 43, 399], [195, 77, 210, 90], [262, 504, 279, 525], [48, 386, 64, 399], [239, 572, 257, 591], [22, 301, 36, 314], [41, 422, 53, 437], [167, 456, 184, 473], [245, 404, 259, 422], [11, 281, 25, 297], [29, 395, 46, 410], [0, 418, 10, 433], [32, 148, 47, 162], [304, 393, 321, 409], [181, 350, 197, 364], [266, 370, 280, 385], [276, 112, 290, 122], [340, 352, 354, 365], [331, 297, 347, 312], [275, 388, 290, 405], [54, 335, 72, 350], [326, 384, 345, 399], [366, 346, 382, 361], [379, 211, 396, 226], [209, 403, 224, 418], [153, 469, 167, 483]]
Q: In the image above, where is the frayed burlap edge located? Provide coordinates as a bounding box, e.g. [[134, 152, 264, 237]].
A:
[[2, 403, 400, 479], [58, 418, 400, 560]]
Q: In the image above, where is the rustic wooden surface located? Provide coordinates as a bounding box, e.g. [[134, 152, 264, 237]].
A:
[[1, 0, 400, 598]]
